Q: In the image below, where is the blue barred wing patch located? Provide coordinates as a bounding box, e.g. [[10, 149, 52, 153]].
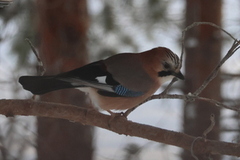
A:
[[113, 85, 144, 97]]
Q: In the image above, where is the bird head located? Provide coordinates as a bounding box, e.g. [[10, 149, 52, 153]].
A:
[[143, 47, 184, 83]]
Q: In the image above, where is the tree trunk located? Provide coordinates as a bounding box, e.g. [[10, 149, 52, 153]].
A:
[[36, 1, 93, 160], [182, 0, 222, 160]]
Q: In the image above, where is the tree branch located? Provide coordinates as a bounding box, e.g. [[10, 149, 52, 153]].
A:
[[180, 22, 240, 96], [0, 99, 239, 157], [193, 40, 240, 96], [149, 93, 240, 111], [144, 23, 240, 113]]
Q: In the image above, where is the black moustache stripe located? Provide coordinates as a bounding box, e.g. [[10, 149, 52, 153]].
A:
[[158, 71, 172, 77]]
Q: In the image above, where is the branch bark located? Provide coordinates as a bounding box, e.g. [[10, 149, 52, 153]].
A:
[[0, 99, 239, 158]]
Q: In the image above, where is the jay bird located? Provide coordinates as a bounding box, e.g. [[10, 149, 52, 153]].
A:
[[19, 47, 184, 111]]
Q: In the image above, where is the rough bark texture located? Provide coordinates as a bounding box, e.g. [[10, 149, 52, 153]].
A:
[[0, 99, 240, 158], [36, 1, 93, 160], [182, 0, 222, 160]]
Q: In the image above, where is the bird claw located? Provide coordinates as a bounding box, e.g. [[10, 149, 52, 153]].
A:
[[107, 110, 127, 128], [106, 107, 138, 128]]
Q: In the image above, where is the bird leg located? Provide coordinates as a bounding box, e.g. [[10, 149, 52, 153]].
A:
[[124, 78, 179, 117], [123, 99, 148, 117], [122, 107, 137, 117]]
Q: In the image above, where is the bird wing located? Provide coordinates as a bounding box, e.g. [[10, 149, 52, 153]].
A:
[[57, 60, 145, 97], [103, 53, 155, 92]]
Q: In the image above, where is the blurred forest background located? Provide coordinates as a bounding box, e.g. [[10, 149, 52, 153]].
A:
[[0, 0, 240, 160]]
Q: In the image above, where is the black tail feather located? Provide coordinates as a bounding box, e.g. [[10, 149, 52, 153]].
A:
[[19, 76, 76, 95]]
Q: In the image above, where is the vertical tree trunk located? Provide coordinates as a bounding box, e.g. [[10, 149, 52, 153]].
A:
[[36, 1, 93, 160], [182, 0, 222, 160]]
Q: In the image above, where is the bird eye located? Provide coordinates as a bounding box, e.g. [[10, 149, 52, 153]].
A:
[[163, 62, 171, 69]]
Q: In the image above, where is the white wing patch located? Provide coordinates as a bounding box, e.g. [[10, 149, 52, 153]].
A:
[[96, 76, 107, 84]]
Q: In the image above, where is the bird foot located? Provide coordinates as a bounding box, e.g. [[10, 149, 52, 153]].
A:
[[107, 110, 127, 128]]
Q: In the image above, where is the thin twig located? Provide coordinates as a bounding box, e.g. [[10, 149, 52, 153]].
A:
[[181, 22, 240, 96], [191, 137, 202, 160], [148, 93, 240, 111], [160, 77, 178, 95], [196, 96, 239, 111], [194, 40, 240, 96], [25, 39, 40, 64], [0, 0, 12, 8], [191, 114, 215, 159], [182, 22, 237, 43], [203, 114, 216, 139], [124, 78, 179, 117], [180, 22, 234, 67], [25, 38, 45, 76]]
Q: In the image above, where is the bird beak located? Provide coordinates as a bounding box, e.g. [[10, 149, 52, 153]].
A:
[[172, 71, 185, 80]]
